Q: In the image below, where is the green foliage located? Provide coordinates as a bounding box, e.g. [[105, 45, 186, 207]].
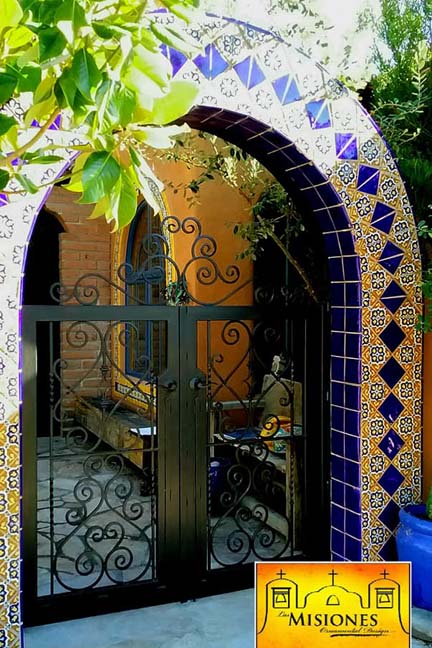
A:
[[0, 0, 202, 230]]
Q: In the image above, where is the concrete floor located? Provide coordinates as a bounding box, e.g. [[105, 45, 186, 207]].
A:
[[24, 590, 254, 648]]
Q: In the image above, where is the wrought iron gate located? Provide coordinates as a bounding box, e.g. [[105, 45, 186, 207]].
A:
[[22, 215, 329, 625]]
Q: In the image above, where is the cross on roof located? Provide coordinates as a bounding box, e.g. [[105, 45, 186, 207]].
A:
[[329, 569, 338, 586], [277, 570, 286, 579], [380, 569, 389, 580]]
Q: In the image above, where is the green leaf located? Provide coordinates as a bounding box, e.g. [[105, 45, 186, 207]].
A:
[[150, 23, 200, 55], [80, 151, 121, 204], [5, 25, 35, 49], [0, 113, 17, 136], [16, 173, 39, 193], [106, 83, 136, 127], [71, 49, 102, 100], [0, 0, 23, 29], [108, 170, 137, 230], [0, 170, 10, 191], [132, 124, 186, 148], [0, 72, 17, 105], [38, 27, 67, 63], [56, 0, 86, 38], [92, 21, 126, 39], [147, 80, 199, 125], [122, 44, 172, 107], [12, 64, 41, 93]]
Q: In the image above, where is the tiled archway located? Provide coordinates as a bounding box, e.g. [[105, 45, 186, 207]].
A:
[[0, 11, 422, 646]]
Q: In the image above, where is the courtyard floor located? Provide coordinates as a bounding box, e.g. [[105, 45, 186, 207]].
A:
[[24, 590, 432, 648]]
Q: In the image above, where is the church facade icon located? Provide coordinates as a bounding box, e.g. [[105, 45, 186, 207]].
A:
[[256, 562, 410, 648]]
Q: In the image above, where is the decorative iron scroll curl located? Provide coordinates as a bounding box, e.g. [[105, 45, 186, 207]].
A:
[[50, 215, 251, 307], [209, 442, 290, 567], [54, 454, 155, 591]]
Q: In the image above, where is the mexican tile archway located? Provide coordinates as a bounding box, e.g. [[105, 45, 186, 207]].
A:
[[0, 10, 422, 646]]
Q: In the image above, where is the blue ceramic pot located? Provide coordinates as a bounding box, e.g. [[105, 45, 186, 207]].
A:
[[396, 504, 432, 611]]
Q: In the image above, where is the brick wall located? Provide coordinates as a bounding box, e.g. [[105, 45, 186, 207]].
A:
[[45, 187, 112, 406]]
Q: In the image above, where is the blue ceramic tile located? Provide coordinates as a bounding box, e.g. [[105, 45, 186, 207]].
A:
[[332, 429, 344, 456], [331, 552, 345, 562], [345, 434, 360, 462], [345, 459, 360, 488], [378, 535, 396, 561], [329, 257, 345, 281], [357, 164, 380, 195], [331, 405, 344, 431], [378, 500, 400, 532], [378, 393, 404, 423], [272, 75, 301, 104], [346, 282, 361, 306], [331, 357, 344, 381], [331, 454, 345, 481], [346, 333, 361, 358], [379, 320, 406, 352], [345, 485, 361, 513], [331, 382, 344, 407], [331, 283, 345, 306], [332, 332, 345, 355], [343, 257, 361, 281], [49, 114, 62, 130], [345, 409, 359, 434], [380, 280, 406, 314], [378, 357, 405, 389], [378, 428, 404, 460], [331, 307, 344, 331], [0, 194, 7, 206], [194, 44, 229, 79], [331, 529, 345, 556], [331, 504, 345, 531], [371, 202, 395, 234], [331, 207, 352, 231], [167, 47, 188, 75], [345, 359, 361, 384], [335, 133, 358, 160], [306, 99, 332, 129], [345, 309, 361, 332], [323, 232, 341, 256], [337, 231, 355, 255], [378, 464, 405, 496], [332, 479, 345, 506], [345, 536, 361, 560], [345, 385, 360, 411], [346, 510, 362, 539], [234, 56, 265, 89], [378, 241, 404, 274]]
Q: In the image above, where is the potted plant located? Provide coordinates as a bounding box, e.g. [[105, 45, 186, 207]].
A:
[[396, 487, 432, 611]]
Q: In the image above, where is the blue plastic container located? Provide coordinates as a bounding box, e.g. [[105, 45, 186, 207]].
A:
[[209, 457, 233, 513], [396, 504, 432, 611]]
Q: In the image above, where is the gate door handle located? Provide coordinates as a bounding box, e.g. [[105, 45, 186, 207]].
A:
[[159, 379, 177, 392], [189, 376, 208, 391]]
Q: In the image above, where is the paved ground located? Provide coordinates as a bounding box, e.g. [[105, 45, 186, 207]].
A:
[[24, 592, 432, 648]]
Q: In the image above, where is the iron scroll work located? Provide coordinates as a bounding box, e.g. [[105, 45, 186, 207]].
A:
[[24, 212, 309, 620]]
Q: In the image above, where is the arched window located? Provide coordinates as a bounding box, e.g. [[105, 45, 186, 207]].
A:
[[125, 201, 167, 378]]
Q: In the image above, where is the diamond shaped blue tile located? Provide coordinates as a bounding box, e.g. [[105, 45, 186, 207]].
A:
[[378, 357, 405, 389], [378, 393, 404, 423], [335, 133, 358, 160], [357, 165, 380, 195], [378, 500, 401, 532], [371, 202, 395, 234], [380, 281, 406, 313], [379, 320, 405, 352], [306, 99, 331, 129], [234, 56, 265, 89], [378, 428, 404, 459], [379, 464, 405, 496], [168, 47, 188, 75], [0, 194, 7, 206], [378, 241, 404, 274], [378, 535, 397, 560], [272, 75, 301, 105], [194, 44, 229, 79]]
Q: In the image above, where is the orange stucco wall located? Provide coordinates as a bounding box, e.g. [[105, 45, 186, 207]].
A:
[[423, 333, 432, 499]]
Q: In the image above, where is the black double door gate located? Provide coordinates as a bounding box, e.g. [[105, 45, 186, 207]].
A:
[[22, 216, 329, 626]]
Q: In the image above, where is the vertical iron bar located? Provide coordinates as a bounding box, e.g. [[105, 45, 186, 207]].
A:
[[49, 321, 55, 596]]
